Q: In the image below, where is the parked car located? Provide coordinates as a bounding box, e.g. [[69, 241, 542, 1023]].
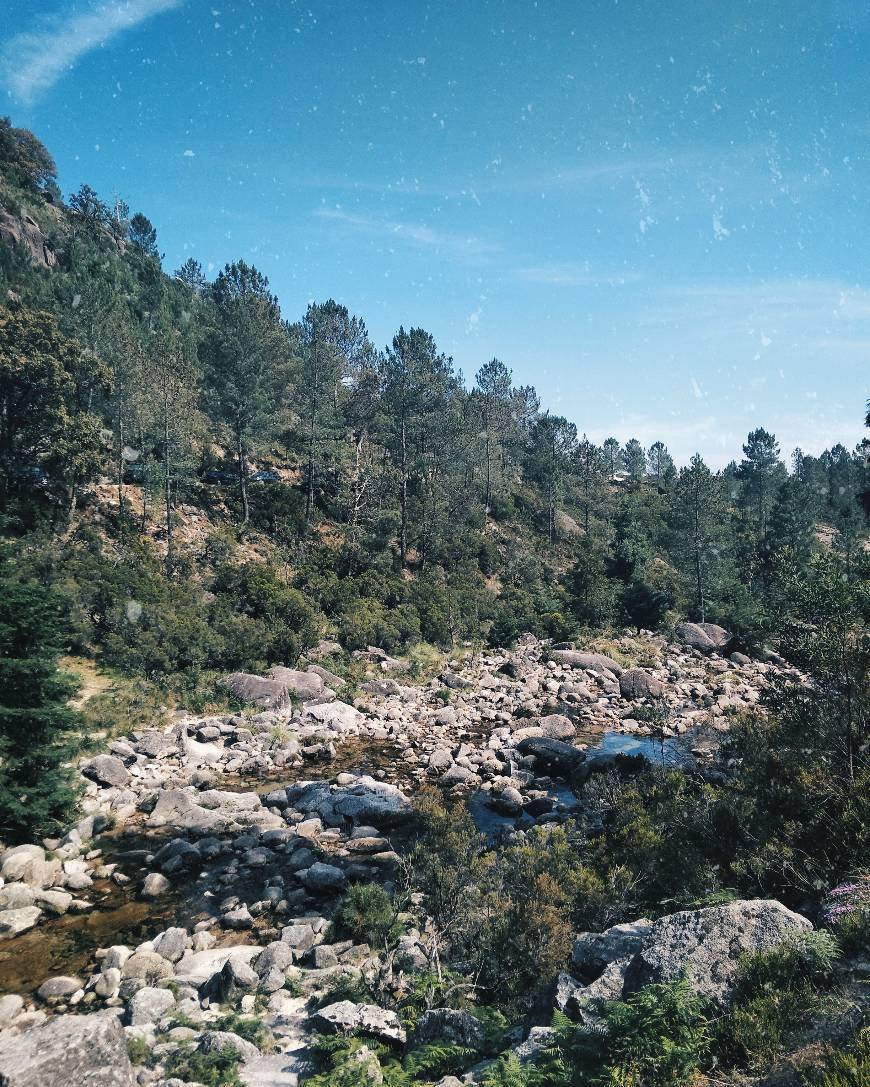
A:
[[250, 469, 281, 484], [203, 469, 236, 485]]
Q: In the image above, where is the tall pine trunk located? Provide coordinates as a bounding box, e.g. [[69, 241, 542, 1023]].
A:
[[237, 428, 249, 524], [399, 416, 408, 568], [163, 379, 174, 574], [306, 320, 318, 522]]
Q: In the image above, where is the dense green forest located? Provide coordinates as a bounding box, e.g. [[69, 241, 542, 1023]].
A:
[[1, 116, 867, 706]]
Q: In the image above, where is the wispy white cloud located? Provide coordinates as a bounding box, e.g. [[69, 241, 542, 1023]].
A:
[[1, 0, 184, 105], [313, 206, 498, 260]]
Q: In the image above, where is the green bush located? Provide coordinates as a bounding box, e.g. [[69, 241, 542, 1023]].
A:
[[807, 1026, 870, 1087], [126, 1035, 153, 1065], [210, 1013, 271, 1050], [337, 883, 402, 949], [733, 931, 840, 998], [164, 1044, 243, 1087], [534, 980, 710, 1087], [716, 932, 841, 1068]]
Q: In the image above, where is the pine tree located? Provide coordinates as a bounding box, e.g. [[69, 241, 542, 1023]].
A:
[[624, 438, 646, 485], [574, 435, 605, 532], [0, 562, 80, 843], [622, 578, 669, 633], [201, 261, 292, 522], [737, 428, 786, 540], [672, 454, 731, 622], [647, 441, 675, 490], [473, 358, 513, 513], [525, 414, 577, 542], [128, 212, 160, 259]]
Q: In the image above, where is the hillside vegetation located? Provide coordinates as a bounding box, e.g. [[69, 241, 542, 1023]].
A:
[[0, 117, 867, 1087]]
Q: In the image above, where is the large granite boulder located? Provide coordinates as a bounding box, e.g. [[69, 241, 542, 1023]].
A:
[[619, 669, 664, 700], [285, 778, 412, 829], [311, 1000, 406, 1045], [0, 212, 56, 269], [412, 1009, 485, 1050], [0, 1010, 135, 1086], [268, 666, 324, 701], [549, 650, 624, 677], [571, 919, 654, 980], [147, 787, 282, 835], [221, 672, 290, 709], [619, 900, 811, 1004], [305, 701, 363, 733], [674, 623, 732, 654], [82, 754, 129, 788], [516, 736, 586, 773]]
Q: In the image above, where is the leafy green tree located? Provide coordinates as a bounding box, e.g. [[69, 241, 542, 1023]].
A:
[[174, 258, 207, 293], [737, 428, 787, 548], [380, 327, 457, 567], [574, 435, 605, 532], [0, 118, 57, 191], [68, 184, 111, 231], [0, 561, 80, 842], [142, 326, 200, 572], [622, 578, 669, 633], [201, 261, 292, 522], [297, 300, 373, 521], [764, 475, 816, 569], [565, 537, 617, 627], [647, 440, 676, 490], [0, 306, 107, 514], [602, 436, 622, 476]]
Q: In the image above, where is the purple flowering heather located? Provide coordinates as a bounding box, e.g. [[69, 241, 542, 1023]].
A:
[[823, 876, 870, 924]]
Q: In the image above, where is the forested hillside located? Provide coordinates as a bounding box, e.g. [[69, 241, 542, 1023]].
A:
[[0, 118, 869, 1087], [1, 117, 867, 706]]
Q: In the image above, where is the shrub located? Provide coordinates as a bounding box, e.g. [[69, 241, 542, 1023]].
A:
[[733, 931, 840, 998], [717, 932, 841, 1068], [337, 883, 402, 949], [534, 980, 710, 1087], [807, 1026, 870, 1087], [824, 877, 870, 956], [210, 1013, 272, 1050], [126, 1035, 152, 1065], [164, 1044, 243, 1087]]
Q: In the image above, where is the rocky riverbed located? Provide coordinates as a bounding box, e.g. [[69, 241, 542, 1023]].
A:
[[0, 626, 806, 1085]]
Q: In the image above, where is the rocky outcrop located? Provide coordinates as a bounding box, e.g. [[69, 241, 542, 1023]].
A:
[[0, 1011, 135, 1086], [622, 899, 811, 1002], [221, 672, 290, 709], [81, 755, 129, 789], [0, 211, 56, 269], [285, 777, 412, 829], [268, 666, 325, 702], [311, 1000, 406, 1044], [619, 669, 664, 700], [549, 650, 624, 676], [516, 736, 586, 773], [674, 623, 732, 654], [146, 787, 284, 835], [567, 899, 812, 1009]]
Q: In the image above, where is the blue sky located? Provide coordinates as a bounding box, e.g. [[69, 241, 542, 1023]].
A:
[[1, 0, 868, 465]]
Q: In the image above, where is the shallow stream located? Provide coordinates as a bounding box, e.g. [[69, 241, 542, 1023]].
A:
[[0, 727, 697, 996]]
